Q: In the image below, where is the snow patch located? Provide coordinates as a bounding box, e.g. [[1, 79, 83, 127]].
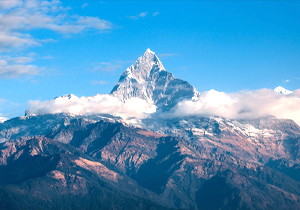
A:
[[274, 86, 293, 95]]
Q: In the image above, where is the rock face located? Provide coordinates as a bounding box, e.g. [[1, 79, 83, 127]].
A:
[[0, 135, 172, 210], [1, 114, 300, 210], [111, 49, 199, 111], [0, 49, 300, 210]]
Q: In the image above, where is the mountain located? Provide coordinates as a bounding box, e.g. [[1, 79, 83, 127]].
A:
[[1, 114, 300, 210], [0, 135, 172, 210], [111, 49, 200, 111], [274, 86, 293, 95], [0, 49, 300, 210]]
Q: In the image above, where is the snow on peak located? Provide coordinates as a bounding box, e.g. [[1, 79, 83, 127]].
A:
[[124, 48, 165, 83], [26, 49, 199, 122], [111, 49, 199, 111], [144, 48, 155, 55], [274, 86, 293, 95]]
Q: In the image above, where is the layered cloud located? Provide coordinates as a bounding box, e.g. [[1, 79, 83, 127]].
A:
[[27, 88, 300, 125], [0, 55, 39, 78], [28, 94, 156, 122], [0, 0, 112, 51], [0, 0, 112, 78], [169, 89, 300, 125]]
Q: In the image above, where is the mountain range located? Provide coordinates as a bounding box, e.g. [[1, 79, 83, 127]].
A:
[[0, 49, 299, 210]]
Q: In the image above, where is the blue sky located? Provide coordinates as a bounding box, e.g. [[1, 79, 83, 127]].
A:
[[0, 0, 300, 117]]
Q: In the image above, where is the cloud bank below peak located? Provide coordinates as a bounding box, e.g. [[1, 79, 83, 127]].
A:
[[28, 94, 156, 123], [26, 87, 300, 126], [168, 88, 300, 125]]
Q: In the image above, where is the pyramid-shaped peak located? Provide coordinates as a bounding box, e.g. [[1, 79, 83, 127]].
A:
[[111, 49, 200, 110], [127, 49, 165, 80], [139, 48, 161, 64], [144, 48, 155, 55]]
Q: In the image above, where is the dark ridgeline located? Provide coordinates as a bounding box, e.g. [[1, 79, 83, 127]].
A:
[[0, 50, 300, 210]]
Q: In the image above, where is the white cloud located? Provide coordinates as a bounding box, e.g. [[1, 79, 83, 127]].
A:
[[0, 0, 113, 78], [0, 55, 39, 78], [77, 16, 111, 30], [28, 94, 156, 122], [0, 0, 112, 51], [129, 11, 159, 20], [0, 32, 38, 50], [0, 0, 21, 9], [129, 12, 148, 19], [26, 88, 300, 125], [169, 89, 300, 125]]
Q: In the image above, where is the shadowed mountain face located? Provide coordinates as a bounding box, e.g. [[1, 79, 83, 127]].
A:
[[0, 114, 300, 210], [0, 136, 173, 210], [133, 137, 185, 194], [0, 50, 300, 210]]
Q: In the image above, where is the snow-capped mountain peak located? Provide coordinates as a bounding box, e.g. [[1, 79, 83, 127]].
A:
[[121, 48, 165, 83], [111, 49, 200, 111], [274, 86, 293, 95], [54, 94, 78, 101]]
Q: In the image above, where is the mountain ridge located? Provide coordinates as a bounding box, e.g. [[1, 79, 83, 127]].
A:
[[1, 49, 300, 209], [111, 48, 200, 111]]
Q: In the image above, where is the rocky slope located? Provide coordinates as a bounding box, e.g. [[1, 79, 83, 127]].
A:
[[0, 49, 300, 210], [0, 114, 300, 209], [0, 135, 173, 210]]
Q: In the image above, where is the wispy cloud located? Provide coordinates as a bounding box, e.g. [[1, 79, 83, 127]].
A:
[[0, 55, 39, 78], [0, 33, 38, 51], [0, 0, 21, 9], [0, 0, 112, 51], [129, 12, 148, 20], [0, 0, 113, 79], [129, 11, 160, 20]]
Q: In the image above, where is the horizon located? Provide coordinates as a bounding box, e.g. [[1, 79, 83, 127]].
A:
[[1, 2, 300, 209], [0, 0, 300, 119]]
